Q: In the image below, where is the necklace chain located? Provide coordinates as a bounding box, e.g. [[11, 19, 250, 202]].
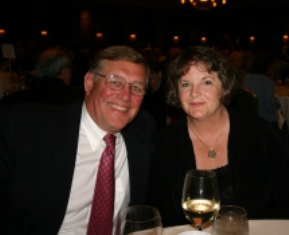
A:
[[188, 114, 227, 158]]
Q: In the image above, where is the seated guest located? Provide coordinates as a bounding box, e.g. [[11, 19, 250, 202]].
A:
[[0, 47, 84, 105], [0, 45, 155, 234], [273, 55, 289, 85], [0, 59, 20, 98], [147, 46, 289, 227], [228, 50, 259, 117], [242, 50, 255, 74], [229, 50, 245, 84], [142, 59, 167, 130], [243, 51, 278, 128]]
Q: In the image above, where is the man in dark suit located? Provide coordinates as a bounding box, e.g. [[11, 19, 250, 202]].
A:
[[0, 45, 155, 234]]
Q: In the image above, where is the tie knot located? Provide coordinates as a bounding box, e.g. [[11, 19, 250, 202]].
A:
[[103, 134, 116, 148]]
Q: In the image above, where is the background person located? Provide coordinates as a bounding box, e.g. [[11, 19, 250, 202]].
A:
[[243, 51, 279, 129], [0, 47, 84, 106], [141, 58, 167, 130]]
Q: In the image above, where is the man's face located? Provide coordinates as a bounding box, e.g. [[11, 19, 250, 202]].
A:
[[84, 60, 147, 133]]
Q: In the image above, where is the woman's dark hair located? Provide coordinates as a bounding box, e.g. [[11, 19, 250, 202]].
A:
[[166, 46, 238, 107]]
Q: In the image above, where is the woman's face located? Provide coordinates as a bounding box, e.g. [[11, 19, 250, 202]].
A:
[[178, 62, 223, 120]]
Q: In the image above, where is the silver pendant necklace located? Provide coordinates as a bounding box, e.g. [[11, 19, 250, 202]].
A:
[[188, 115, 227, 159]]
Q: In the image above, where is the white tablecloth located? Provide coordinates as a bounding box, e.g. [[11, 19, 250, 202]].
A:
[[275, 85, 289, 129], [163, 220, 289, 235], [276, 96, 289, 129]]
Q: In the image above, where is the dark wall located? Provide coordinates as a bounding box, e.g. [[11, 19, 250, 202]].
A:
[[1, 0, 289, 53]]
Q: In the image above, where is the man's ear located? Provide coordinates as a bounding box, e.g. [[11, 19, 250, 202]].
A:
[[84, 72, 95, 95]]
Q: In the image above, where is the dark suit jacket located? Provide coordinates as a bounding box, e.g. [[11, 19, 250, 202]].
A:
[[0, 76, 84, 106], [0, 100, 155, 234], [147, 107, 289, 227]]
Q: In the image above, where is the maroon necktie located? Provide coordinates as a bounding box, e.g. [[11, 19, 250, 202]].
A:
[[87, 134, 116, 235]]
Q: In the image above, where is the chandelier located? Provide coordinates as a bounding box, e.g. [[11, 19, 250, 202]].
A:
[[181, 0, 227, 10]]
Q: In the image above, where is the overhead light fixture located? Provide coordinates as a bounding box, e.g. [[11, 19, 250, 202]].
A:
[[130, 34, 137, 41], [181, 0, 226, 10], [283, 34, 288, 43], [96, 33, 103, 39], [41, 30, 48, 37], [249, 36, 255, 44]]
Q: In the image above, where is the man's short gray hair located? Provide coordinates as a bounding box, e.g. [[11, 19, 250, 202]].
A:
[[89, 45, 149, 84], [35, 47, 71, 78]]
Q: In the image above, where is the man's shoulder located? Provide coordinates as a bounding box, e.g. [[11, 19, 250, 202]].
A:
[[0, 99, 82, 118], [0, 76, 84, 106], [0, 101, 83, 139], [134, 109, 156, 126], [122, 109, 156, 140], [157, 114, 186, 133]]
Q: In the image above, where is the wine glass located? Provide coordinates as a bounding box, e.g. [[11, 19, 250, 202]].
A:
[[181, 169, 220, 231], [117, 205, 163, 235], [211, 205, 249, 235]]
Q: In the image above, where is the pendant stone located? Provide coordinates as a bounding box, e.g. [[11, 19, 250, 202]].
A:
[[208, 149, 216, 158]]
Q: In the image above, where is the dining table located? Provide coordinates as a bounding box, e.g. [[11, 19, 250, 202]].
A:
[[162, 220, 289, 235]]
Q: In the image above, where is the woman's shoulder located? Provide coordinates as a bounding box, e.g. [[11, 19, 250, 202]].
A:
[[228, 107, 280, 136]]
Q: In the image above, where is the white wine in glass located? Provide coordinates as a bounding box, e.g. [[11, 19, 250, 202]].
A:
[[182, 169, 220, 231]]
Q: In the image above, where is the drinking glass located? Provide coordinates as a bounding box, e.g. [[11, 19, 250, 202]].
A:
[[211, 205, 249, 235], [117, 205, 163, 235], [181, 169, 220, 231]]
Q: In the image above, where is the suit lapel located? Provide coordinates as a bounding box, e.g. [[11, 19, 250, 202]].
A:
[[47, 100, 83, 231], [122, 122, 151, 205]]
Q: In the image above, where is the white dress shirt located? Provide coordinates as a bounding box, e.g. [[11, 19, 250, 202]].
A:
[[58, 104, 130, 235]]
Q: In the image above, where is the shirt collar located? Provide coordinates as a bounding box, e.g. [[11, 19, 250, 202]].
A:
[[81, 103, 120, 150]]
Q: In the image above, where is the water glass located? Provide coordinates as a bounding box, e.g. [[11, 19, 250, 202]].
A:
[[211, 205, 249, 235], [117, 205, 163, 235]]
